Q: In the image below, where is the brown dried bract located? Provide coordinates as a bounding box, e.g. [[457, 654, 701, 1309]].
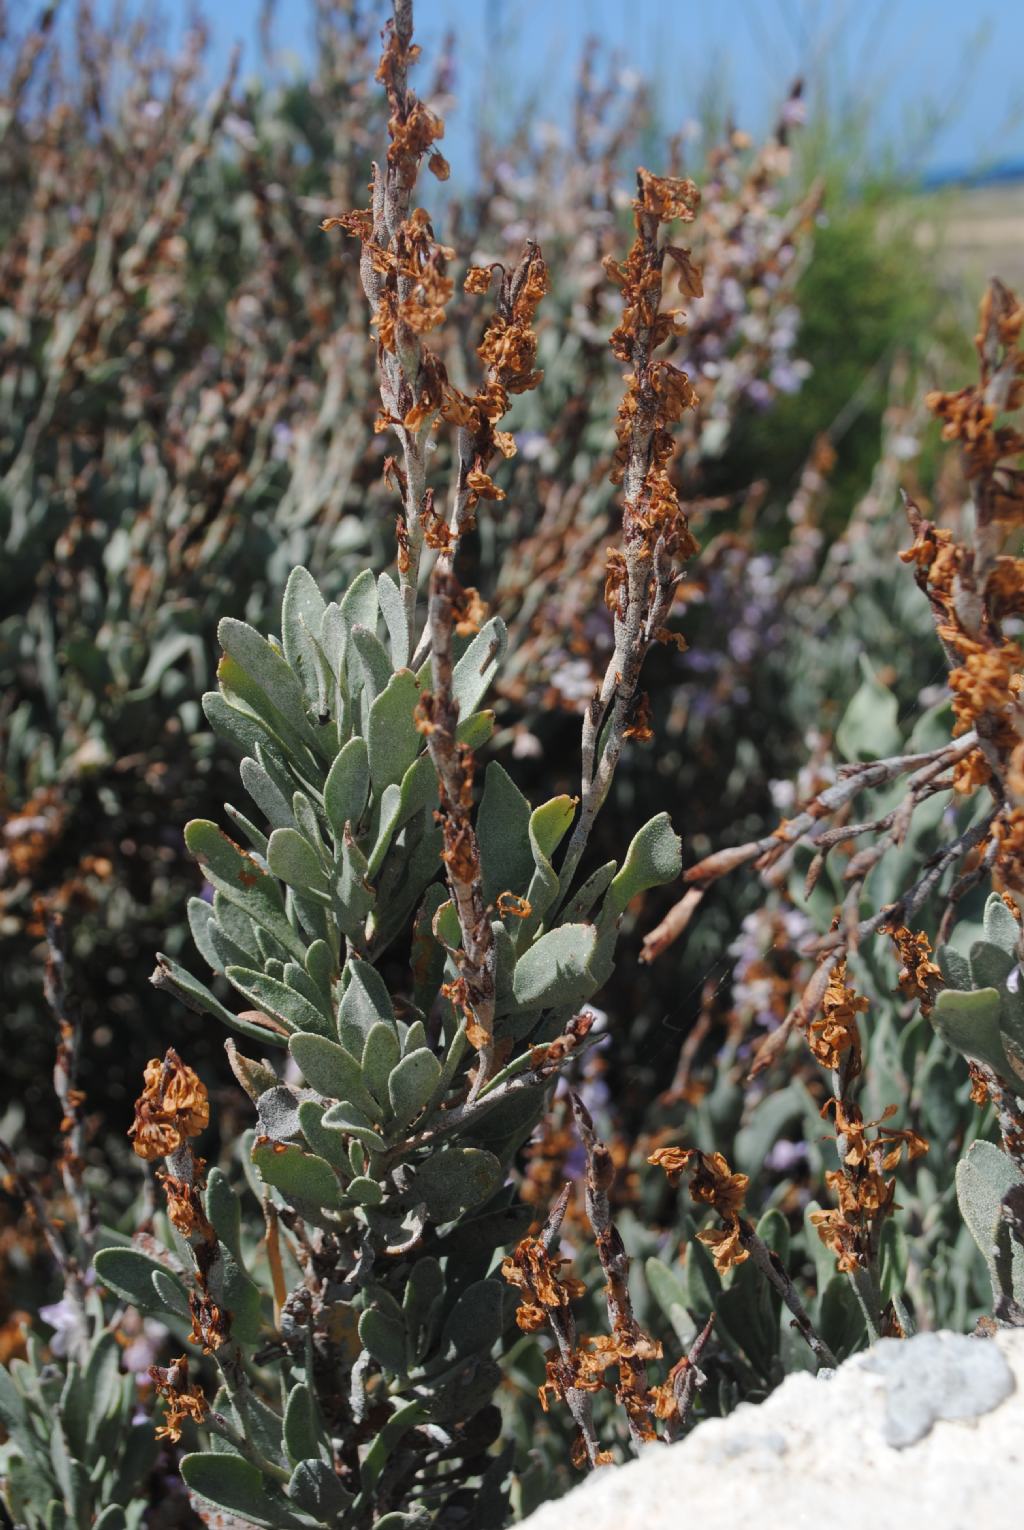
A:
[[149, 1354, 208, 1442], [501, 1235, 586, 1333], [128, 1048, 209, 1161], [648, 1146, 750, 1273], [883, 925, 943, 1012], [806, 960, 867, 1071]]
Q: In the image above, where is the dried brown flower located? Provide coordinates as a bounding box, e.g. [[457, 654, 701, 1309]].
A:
[[128, 1048, 209, 1161], [149, 1354, 208, 1442], [884, 925, 944, 1012], [807, 961, 867, 1071]]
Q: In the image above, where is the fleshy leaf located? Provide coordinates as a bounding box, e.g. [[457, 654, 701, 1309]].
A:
[[281, 566, 327, 704], [338, 960, 397, 1051], [834, 655, 901, 762], [451, 617, 507, 717], [412, 1148, 502, 1221], [362, 1022, 402, 1108], [289, 1034, 381, 1119], [251, 1140, 342, 1207], [603, 812, 681, 920], [931, 986, 1012, 1081], [184, 820, 306, 963], [226, 967, 330, 1038], [955, 1139, 1024, 1304], [984, 892, 1021, 956], [287, 1459, 353, 1518], [477, 762, 534, 906], [151, 953, 288, 1047], [387, 1049, 442, 1131], [218, 617, 321, 754], [283, 1383, 329, 1469], [359, 1306, 407, 1373], [367, 669, 422, 796], [511, 924, 597, 1011], [438, 1279, 505, 1360], [267, 827, 329, 895], [377, 572, 411, 670], [93, 1249, 188, 1318], [324, 736, 370, 839], [181, 1454, 306, 1530]]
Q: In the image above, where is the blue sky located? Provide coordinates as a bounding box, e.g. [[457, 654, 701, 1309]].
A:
[[169, 0, 1024, 178]]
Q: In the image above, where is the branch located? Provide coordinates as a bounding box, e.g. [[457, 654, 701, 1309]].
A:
[[421, 566, 496, 1096]]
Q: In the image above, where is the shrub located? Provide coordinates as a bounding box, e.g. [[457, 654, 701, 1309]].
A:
[[6, 2, 1023, 1526]]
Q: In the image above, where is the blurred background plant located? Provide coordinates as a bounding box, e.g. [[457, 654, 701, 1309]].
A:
[[3, 0, 1024, 1522]]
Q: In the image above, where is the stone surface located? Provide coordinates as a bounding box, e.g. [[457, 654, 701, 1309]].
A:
[[519, 1329, 1024, 1530]]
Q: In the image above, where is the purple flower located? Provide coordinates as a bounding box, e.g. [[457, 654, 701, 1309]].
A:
[[766, 1139, 808, 1173], [272, 421, 295, 461], [769, 358, 811, 395], [123, 1319, 169, 1376], [38, 1296, 81, 1357]]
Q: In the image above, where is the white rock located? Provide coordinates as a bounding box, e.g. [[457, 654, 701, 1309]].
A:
[[519, 1329, 1024, 1530]]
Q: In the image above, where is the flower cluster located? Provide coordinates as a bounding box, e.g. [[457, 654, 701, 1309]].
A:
[[884, 924, 943, 1012], [806, 960, 868, 1072], [501, 1235, 586, 1335], [902, 280, 1024, 837], [148, 1353, 208, 1444], [810, 1099, 928, 1275], [127, 1048, 209, 1161], [540, 1328, 663, 1440], [604, 169, 700, 574], [648, 1145, 750, 1274], [128, 1050, 230, 1355], [804, 967, 928, 1278]]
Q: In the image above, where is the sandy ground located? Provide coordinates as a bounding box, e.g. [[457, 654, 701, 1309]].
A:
[[916, 182, 1024, 295]]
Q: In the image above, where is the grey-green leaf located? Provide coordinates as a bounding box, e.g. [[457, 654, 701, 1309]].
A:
[[368, 669, 422, 796], [324, 735, 370, 838], [205, 1168, 242, 1260], [438, 1279, 505, 1359], [226, 967, 330, 1038], [351, 625, 393, 703], [93, 1248, 188, 1318], [451, 617, 507, 717], [152, 952, 287, 1048], [338, 960, 396, 1051], [377, 572, 410, 669], [282, 566, 327, 703], [931, 986, 1013, 1081], [984, 891, 1021, 956], [184, 820, 306, 963], [362, 1022, 402, 1107], [477, 762, 534, 906], [955, 1139, 1024, 1303], [603, 812, 682, 921], [359, 1306, 408, 1374], [511, 924, 597, 1010], [251, 1141, 341, 1207], [267, 828, 329, 895], [181, 1454, 307, 1530], [835, 656, 901, 763], [283, 1383, 328, 1469], [289, 1034, 380, 1120], [387, 1049, 442, 1131], [287, 1459, 353, 1518], [412, 1148, 502, 1221]]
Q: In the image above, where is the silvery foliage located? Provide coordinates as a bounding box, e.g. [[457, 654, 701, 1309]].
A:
[[933, 893, 1024, 1314], [97, 566, 681, 1527], [0, 1287, 154, 1530]]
